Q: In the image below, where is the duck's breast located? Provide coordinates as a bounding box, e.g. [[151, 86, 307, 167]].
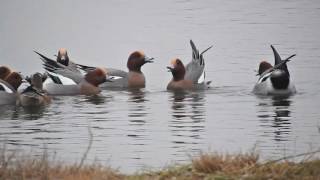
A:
[[128, 71, 145, 88], [167, 80, 193, 91]]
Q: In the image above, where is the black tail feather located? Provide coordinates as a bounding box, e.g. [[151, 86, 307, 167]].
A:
[[76, 63, 96, 72], [270, 45, 290, 75]]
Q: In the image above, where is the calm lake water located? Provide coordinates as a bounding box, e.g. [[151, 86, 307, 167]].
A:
[[1, 0, 320, 173]]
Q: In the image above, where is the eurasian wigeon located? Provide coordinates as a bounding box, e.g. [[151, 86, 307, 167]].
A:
[[35, 54, 111, 95], [0, 71, 23, 105], [56, 48, 69, 66], [253, 45, 297, 96], [17, 73, 51, 107], [4, 72, 23, 91], [77, 51, 154, 89], [44, 68, 110, 96], [167, 40, 212, 91], [34, 49, 80, 74]]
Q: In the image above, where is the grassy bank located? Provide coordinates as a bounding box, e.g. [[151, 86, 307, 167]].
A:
[[1, 150, 320, 180]]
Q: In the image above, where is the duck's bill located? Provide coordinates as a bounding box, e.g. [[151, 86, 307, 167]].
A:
[[105, 76, 114, 82], [144, 56, 154, 63], [166, 66, 173, 72]]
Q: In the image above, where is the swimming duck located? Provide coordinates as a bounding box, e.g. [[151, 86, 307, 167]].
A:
[[167, 40, 212, 91], [253, 45, 296, 96], [0, 71, 23, 105], [76, 51, 154, 89], [55, 48, 80, 73], [17, 73, 51, 107], [34, 52, 112, 95]]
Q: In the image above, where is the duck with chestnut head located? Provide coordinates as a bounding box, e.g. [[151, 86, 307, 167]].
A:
[[77, 50, 154, 89], [167, 40, 212, 91], [253, 45, 296, 96], [34, 48, 80, 74], [35, 50, 114, 95], [0, 69, 23, 105]]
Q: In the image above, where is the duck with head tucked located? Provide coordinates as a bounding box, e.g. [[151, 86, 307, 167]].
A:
[[0, 67, 23, 105], [167, 40, 212, 91], [253, 45, 296, 96]]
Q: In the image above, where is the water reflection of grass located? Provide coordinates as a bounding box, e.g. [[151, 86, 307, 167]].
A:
[[1, 148, 319, 180]]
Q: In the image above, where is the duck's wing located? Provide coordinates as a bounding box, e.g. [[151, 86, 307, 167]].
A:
[[68, 60, 81, 73], [34, 51, 83, 84], [105, 68, 128, 79], [185, 40, 212, 84], [98, 68, 128, 89]]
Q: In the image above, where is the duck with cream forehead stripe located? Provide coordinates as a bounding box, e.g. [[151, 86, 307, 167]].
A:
[[76, 50, 154, 89], [167, 40, 213, 91]]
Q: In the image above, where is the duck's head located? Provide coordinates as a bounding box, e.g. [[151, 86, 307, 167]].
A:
[[57, 48, 69, 66], [127, 51, 154, 72], [30, 73, 46, 90], [257, 61, 273, 76], [167, 58, 185, 81], [85, 68, 112, 87], [5, 72, 23, 90], [0, 66, 12, 80]]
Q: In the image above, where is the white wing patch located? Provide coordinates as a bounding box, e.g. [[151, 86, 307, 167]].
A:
[[0, 82, 13, 93], [197, 70, 205, 84], [110, 76, 123, 80], [46, 71, 77, 85]]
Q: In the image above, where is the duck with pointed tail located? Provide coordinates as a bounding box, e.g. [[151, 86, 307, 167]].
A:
[[35, 50, 154, 90], [253, 45, 297, 96], [167, 40, 212, 91], [34, 52, 113, 96]]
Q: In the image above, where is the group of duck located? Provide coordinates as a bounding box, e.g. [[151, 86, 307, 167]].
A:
[[0, 40, 296, 107]]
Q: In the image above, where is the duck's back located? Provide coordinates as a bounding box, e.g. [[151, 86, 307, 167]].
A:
[[100, 68, 129, 89], [44, 82, 81, 95]]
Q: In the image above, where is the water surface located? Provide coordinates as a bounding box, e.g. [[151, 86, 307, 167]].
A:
[[1, 0, 320, 173]]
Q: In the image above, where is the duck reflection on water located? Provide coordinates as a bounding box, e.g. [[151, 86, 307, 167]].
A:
[[168, 90, 206, 158], [257, 95, 292, 142]]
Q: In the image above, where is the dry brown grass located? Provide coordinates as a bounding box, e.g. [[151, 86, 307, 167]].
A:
[[1, 148, 320, 180], [192, 152, 259, 174], [0, 149, 123, 180]]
